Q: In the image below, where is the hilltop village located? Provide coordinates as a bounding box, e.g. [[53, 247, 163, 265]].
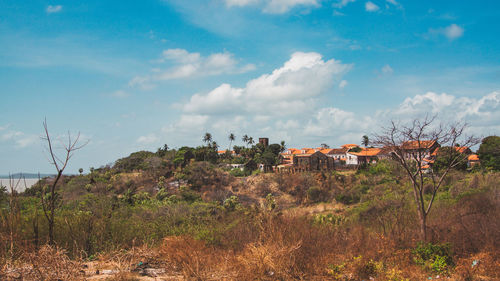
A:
[[217, 137, 480, 173]]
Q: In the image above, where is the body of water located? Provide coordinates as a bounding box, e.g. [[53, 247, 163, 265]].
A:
[[0, 178, 39, 192]]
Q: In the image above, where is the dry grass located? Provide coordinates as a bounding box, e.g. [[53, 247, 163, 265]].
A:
[[22, 245, 84, 280], [159, 236, 237, 280]]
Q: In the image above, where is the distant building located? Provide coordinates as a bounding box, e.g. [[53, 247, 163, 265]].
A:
[[348, 148, 382, 165], [468, 154, 480, 167], [259, 137, 269, 148], [401, 140, 440, 160], [292, 151, 333, 171]]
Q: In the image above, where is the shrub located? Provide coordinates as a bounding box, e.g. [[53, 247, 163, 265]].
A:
[[306, 186, 328, 203], [412, 242, 454, 274]]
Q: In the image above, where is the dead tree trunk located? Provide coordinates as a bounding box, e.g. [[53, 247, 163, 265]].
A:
[[40, 119, 87, 245]]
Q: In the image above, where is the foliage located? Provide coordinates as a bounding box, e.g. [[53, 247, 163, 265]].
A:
[[477, 136, 500, 171], [114, 151, 158, 172], [349, 146, 362, 153], [306, 186, 328, 203], [412, 242, 454, 274], [433, 146, 468, 172]]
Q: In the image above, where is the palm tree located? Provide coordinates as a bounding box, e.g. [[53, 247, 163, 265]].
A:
[[211, 141, 219, 151], [248, 137, 254, 148], [228, 133, 235, 151], [362, 135, 369, 148], [242, 134, 249, 147], [280, 140, 286, 153], [203, 132, 212, 146]]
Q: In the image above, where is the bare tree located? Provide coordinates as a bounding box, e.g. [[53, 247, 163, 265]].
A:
[[40, 119, 87, 245], [4, 175, 24, 259], [374, 115, 479, 241]]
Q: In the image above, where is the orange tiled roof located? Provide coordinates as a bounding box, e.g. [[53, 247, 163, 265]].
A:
[[329, 148, 348, 154], [320, 148, 334, 154], [455, 146, 470, 153], [402, 140, 437, 150], [432, 146, 470, 156], [341, 144, 359, 149], [349, 148, 381, 157], [468, 154, 479, 161]]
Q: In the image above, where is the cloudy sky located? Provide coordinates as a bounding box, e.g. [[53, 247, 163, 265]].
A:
[[1, 0, 499, 174]]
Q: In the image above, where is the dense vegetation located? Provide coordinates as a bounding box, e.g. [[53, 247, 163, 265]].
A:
[[1, 136, 499, 280]]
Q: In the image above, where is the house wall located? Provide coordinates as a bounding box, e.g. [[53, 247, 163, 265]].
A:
[[345, 153, 358, 165]]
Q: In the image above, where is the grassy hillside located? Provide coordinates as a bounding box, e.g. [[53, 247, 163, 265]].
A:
[[1, 151, 499, 280]]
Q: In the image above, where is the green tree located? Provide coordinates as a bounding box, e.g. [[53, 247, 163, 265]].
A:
[[433, 147, 468, 172], [242, 134, 249, 147], [156, 144, 169, 157], [280, 140, 287, 153], [375, 116, 479, 241], [248, 137, 254, 147], [203, 132, 212, 145], [362, 135, 369, 148], [478, 136, 500, 170], [228, 133, 235, 151]]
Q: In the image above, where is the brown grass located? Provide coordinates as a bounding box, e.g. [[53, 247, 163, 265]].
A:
[[22, 245, 84, 280]]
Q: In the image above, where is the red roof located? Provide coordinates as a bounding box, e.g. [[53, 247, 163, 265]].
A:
[[349, 148, 381, 157], [468, 154, 479, 161], [320, 148, 334, 154], [341, 144, 359, 149], [402, 140, 437, 150]]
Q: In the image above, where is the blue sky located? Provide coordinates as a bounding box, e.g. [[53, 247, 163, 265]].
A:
[[1, 0, 499, 174]]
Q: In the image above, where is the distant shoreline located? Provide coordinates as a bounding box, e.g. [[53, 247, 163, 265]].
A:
[[0, 173, 54, 179], [0, 178, 40, 192]]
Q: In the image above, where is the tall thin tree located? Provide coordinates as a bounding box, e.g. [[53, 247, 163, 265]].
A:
[[41, 119, 87, 245], [228, 133, 235, 151], [362, 135, 369, 148], [375, 116, 479, 241]]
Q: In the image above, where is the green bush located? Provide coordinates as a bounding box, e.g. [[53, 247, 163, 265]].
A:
[[412, 242, 454, 274], [307, 186, 328, 203]]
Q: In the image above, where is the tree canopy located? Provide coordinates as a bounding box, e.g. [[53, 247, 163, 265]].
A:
[[478, 136, 500, 171]]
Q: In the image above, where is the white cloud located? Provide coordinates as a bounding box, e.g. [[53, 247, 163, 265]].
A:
[[444, 24, 464, 40], [183, 52, 352, 115], [129, 49, 254, 89], [381, 64, 393, 75], [1, 130, 38, 148], [137, 134, 159, 145], [365, 1, 379, 12], [333, 10, 345, 16], [387, 91, 500, 138], [428, 24, 464, 41], [385, 0, 403, 9], [305, 107, 374, 137], [225, 0, 319, 14], [145, 50, 499, 149], [263, 0, 319, 14], [0, 125, 9, 131], [225, 0, 260, 7], [333, 0, 355, 9], [1, 131, 23, 141], [46, 5, 62, 14], [15, 135, 38, 148]]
